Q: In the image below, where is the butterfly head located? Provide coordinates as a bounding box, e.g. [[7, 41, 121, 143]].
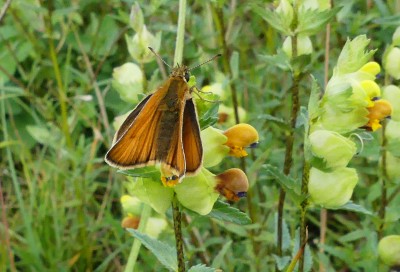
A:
[[171, 65, 190, 82]]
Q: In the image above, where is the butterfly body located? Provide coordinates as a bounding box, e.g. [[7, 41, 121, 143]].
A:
[[105, 66, 203, 182]]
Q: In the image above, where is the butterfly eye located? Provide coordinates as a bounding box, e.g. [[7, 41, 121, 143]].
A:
[[184, 72, 190, 82]]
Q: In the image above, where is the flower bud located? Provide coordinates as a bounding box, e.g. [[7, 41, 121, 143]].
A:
[[145, 217, 168, 238], [308, 167, 358, 208], [112, 63, 143, 104], [215, 168, 249, 202], [366, 99, 392, 131], [384, 47, 400, 80], [121, 215, 140, 229], [309, 130, 356, 170], [223, 124, 259, 157], [282, 35, 313, 59], [129, 3, 144, 33], [125, 26, 161, 63], [378, 235, 400, 266], [383, 85, 400, 121]]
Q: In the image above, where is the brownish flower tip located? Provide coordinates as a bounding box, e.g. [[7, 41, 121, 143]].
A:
[[366, 99, 392, 131], [215, 168, 249, 202], [121, 216, 140, 229], [223, 123, 259, 157]]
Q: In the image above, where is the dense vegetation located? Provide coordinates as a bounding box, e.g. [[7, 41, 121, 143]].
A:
[[1, 1, 400, 271]]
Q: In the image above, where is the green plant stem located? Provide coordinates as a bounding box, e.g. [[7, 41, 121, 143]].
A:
[[209, 4, 240, 124], [299, 161, 310, 272], [124, 204, 152, 272], [277, 36, 300, 258], [378, 121, 388, 239], [45, 1, 72, 148], [174, 0, 186, 65], [172, 195, 185, 272]]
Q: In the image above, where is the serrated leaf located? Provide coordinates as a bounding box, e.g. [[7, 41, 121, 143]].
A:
[[127, 229, 178, 271], [272, 254, 291, 270], [253, 5, 292, 35], [338, 201, 373, 215], [262, 165, 304, 204], [188, 264, 216, 272], [297, 7, 341, 36], [307, 76, 321, 121], [256, 114, 289, 127], [196, 94, 220, 130], [207, 200, 251, 225], [258, 49, 292, 71], [211, 240, 232, 268], [118, 166, 161, 180]]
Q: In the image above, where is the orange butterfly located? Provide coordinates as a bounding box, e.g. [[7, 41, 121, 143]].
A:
[[105, 48, 220, 185]]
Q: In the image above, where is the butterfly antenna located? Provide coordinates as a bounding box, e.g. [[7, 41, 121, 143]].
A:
[[189, 53, 222, 71], [148, 47, 172, 69]]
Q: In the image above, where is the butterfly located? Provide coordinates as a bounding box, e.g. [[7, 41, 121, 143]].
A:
[[105, 48, 220, 185]]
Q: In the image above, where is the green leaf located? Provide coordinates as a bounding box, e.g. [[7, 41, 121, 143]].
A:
[[188, 264, 217, 272], [307, 76, 321, 121], [127, 229, 178, 271], [258, 49, 292, 71], [207, 200, 251, 225], [252, 5, 292, 35], [211, 240, 232, 268], [262, 164, 304, 204], [297, 7, 341, 36], [272, 254, 291, 270], [118, 166, 161, 180], [196, 94, 220, 130], [373, 14, 400, 26], [338, 201, 373, 215]]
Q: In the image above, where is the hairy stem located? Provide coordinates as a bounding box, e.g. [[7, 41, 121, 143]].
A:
[[172, 195, 185, 272], [277, 33, 300, 260], [299, 162, 310, 272], [378, 121, 388, 239]]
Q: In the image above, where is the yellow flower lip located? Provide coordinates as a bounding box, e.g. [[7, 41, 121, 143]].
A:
[[365, 99, 393, 131], [359, 61, 381, 76], [223, 123, 259, 158], [161, 175, 180, 187], [215, 168, 249, 202]]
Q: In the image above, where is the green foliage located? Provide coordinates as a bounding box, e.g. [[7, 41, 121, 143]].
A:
[[206, 200, 252, 225], [2, 0, 400, 271]]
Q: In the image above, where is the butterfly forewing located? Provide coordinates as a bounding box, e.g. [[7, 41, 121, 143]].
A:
[[105, 77, 189, 178], [182, 98, 203, 174]]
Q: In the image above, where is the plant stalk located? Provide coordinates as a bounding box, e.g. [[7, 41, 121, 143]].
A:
[[45, 1, 72, 148], [124, 204, 152, 272], [299, 161, 310, 272], [172, 195, 185, 272]]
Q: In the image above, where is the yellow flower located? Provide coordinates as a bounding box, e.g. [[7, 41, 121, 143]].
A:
[[366, 99, 392, 131], [215, 168, 249, 202], [223, 124, 259, 157]]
